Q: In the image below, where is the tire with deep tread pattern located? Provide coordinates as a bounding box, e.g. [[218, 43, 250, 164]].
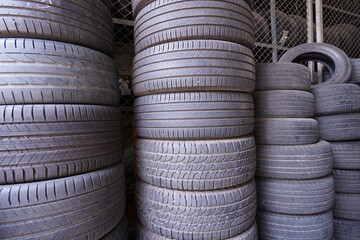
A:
[[333, 193, 360, 220], [331, 141, 360, 170], [333, 169, 360, 194], [102, 215, 128, 240], [334, 218, 360, 240]]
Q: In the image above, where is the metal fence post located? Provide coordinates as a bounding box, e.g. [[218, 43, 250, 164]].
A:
[[270, 0, 278, 62]]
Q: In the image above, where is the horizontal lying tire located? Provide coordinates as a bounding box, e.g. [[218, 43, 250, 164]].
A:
[[279, 43, 352, 88], [334, 218, 360, 240], [255, 63, 311, 91], [257, 210, 334, 240], [333, 170, 360, 194], [256, 141, 333, 179], [134, 0, 254, 53], [136, 136, 256, 190], [331, 141, 360, 169], [132, 40, 255, 96], [312, 84, 360, 116], [0, 38, 119, 105], [316, 113, 360, 141], [256, 175, 335, 215], [0, 105, 122, 184], [0, 0, 113, 55], [350, 59, 360, 84], [334, 193, 360, 220], [136, 179, 257, 240], [134, 92, 254, 140], [102, 215, 128, 240], [0, 163, 126, 240], [254, 90, 315, 118], [254, 118, 319, 145]]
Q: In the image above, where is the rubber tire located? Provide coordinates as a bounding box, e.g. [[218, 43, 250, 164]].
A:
[[256, 141, 333, 180], [0, 163, 126, 240], [279, 43, 352, 88], [333, 169, 360, 194], [134, 0, 254, 53], [257, 210, 334, 240], [331, 141, 360, 170], [316, 113, 360, 142], [102, 215, 128, 240], [0, 105, 122, 184], [254, 90, 315, 118], [255, 63, 311, 91], [289, 15, 314, 46], [136, 179, 257, 240], [254, 118, 319, 145], [312, 84, 360, 116], [253, 11, 271, 44], [350, 59, 360, 84], [132, 40, 255, 97], [334, 218, 360, 240], [0, 38, 119, 105], [136, 136, 256, 190], [256, 175, 335, 215], [333, 193, 360, 220], [134, 92, 255, 140], [0, 0, 113, 56]]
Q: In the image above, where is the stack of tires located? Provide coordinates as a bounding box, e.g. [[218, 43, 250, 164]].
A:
[[254, 63, 335, 239], [0, 1, 127, 239], [132, 0, 258, 239]]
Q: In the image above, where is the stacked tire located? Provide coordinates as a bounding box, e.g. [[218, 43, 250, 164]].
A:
[[0, 1, 127, 239], [254, 63, 335, 239], [132, 1, 258, 239]]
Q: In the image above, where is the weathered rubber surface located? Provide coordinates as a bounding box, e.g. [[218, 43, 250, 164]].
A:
[[0, 163, 126, 240], [132, 40, 255, 97], [333, 193, 360, 220], [102, 215, 128, 240], [136, 136, 256, 190], [254, 118, 319, 145], [312, 84, 360, 116], [257, 175, 335, 215], [279, 43, 352, 88], [0, 38, 119, 105], [134, 92, 254, 140], [0, 105, 122, 184], [331, 141, 360, 170], [316, 113, 360, 142], [254, 90, 315, 118], [255, 63, 311, 91], [134, 0, 254, 53], [257, 210, 334, 240], [0, 0, 113, 55], [253, 11, 270, 44], [256, 141, 333, 179], [136, 179, 257, 240], [334, 218, 360, 240], [136, 222, 258, 240], [350, 59, 360, 84], [333, 169, 360, 194]]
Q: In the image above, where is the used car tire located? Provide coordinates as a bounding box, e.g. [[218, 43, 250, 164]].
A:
[[334, 218, 360, 240], [333, 169, 360, 194], [331, 141, 360, 170], [333, 193, 360, 220], [102, 215, 128, 240]]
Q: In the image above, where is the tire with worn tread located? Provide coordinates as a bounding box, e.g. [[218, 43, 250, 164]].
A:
[[331, 141, 360, 170], [350, 59, 360, 84], [333, 169, 360, 194], [102, 215, 128, 240], [333, 193, 360, 220], [334, 218, 360, 240]]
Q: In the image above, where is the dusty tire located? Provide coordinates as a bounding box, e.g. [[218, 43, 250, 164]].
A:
[[350, 59, 360, 84], [334, 218, 360, 240], [333, 169, 360, 194], [256, 141, 333, 180], [134, 0, 254, 53], [134, 92, 255, 140], [0, 38, 119, 105], [254, 118, 319, 145], [0, 163, 126, 240], [0, 105, 122, 184], [102, 215, 128, 240], [136, 136, 256, 190], [136, 179, 257, 240], [333, 193, 360, 220], [132, 40, 255, 96], [0, 0, 113, 55], [331, 141, 360, 170]]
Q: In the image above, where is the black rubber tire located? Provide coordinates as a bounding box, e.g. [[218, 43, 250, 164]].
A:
[[279, 43, 352, 88], [257, 210, 334, 240], [333, 193, 360, 220], [0, 0, 113, 56], [0, 163, 126, 240], [254, 118, 319, 145], [136, 179, 257, 240], [134, 0, 254, 53], [333, 169, 360, 194], [253, 11, 271, 44], [134, 92, 254, 140], [136, 136, 256, 190], [316, 113, 360, 142], [255, 63, 311, 91], [350, 59, 360, 84], [312, 84, 360, 116], [256, 141, 333, 180], [334, 218, 360, 240], [289, 15, 314, 46], [133, 40, 255, 97], [254, 90, 315, 118], [0, 38, 119, 106], [331, 141, 360, 170], [0, 105, 122, 184], [256, 175, 335, 215], [102, 215, 128, 240]]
